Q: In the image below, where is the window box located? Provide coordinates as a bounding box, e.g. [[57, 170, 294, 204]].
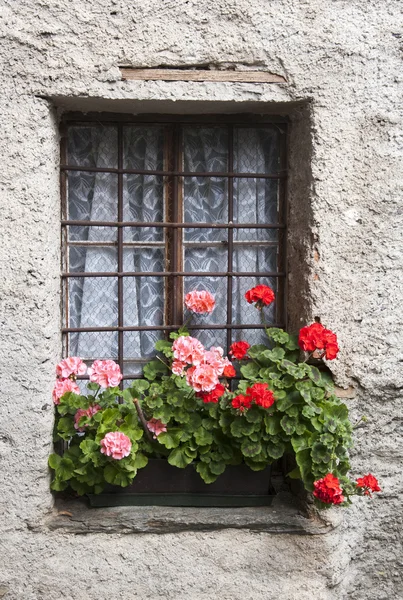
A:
[[87, 459, 274, 507]]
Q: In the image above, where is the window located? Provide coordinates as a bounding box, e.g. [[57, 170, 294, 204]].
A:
[[60, 114, 287, 383]]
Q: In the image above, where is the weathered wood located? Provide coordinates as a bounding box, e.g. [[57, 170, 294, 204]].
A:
[[120, 68, 287, 84]]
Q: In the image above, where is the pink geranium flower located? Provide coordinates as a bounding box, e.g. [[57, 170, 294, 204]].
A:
[[171, 360, 186, 376], [204, 346, 227, 376], [52, 378, 80, 405], [184, 290, 215, 314], [74, 404, 102, 432], [146, 418, 167, 439], [172, 336, 205, 366], [100, 431, 132, 460], [186, 363, 220, 392], [88, 360, 122, 388], [56, 357, 87, 379]]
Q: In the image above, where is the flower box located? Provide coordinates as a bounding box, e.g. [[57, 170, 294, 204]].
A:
[[87, 459, 274, 507]]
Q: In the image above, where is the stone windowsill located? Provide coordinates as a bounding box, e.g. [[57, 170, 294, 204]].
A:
[[29, 481, 342, 535]]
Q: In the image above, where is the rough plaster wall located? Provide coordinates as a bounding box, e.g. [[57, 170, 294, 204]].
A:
[[0, 0, 402, 598]]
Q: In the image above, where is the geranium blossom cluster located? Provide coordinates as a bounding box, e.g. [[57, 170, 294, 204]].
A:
[[100, 431, 132, 460], [74, 404, 102, 432], [185, 290, 215, 314], [313, 472, 381, 505], [231, 383, 275, 412], [245, 284, 275, 308], [172, 336, 234, 397], [298, 322, 339, 360], [52, 357, 123, 404]]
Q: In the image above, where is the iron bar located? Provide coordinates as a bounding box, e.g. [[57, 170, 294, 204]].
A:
[[117, 124, 124, 384], [62, 271, 286, 278], [60, 164, 286, 179], [63, 323, 285, 333], [62, 220, 286, 229], [226, 124, 234, 353]]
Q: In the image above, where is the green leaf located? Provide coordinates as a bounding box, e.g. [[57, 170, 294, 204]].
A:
[[306, 365, 321, 385], [132, 453, 148, 470], [143, 360, 169, 381], [58, 458, 75, 481], [87, 382, 100, 392], [261, 347, 285, 362], [265, 328, 289, 345], [104, 464, 132, 487], [230, 418, 255, 438], [48, 453, 61, 470], [50, 478, 68, 492], [266, 441, 285, 459], [155, 340, 174, 357], [291, 433, 312, 453], [157, 430, 182, 449], [280, 415, 297, 435], [168, 447, 194, 469], [80, 439, 99, 456], [241, 440, 262, 457], [196, 462, 218, 484], [245, 406, 263, 424], [240, 362, 260, 380], [193, 426, 213, 446], [285, 335, 299, 351], [209, 461, 226, 476], [276, 390, 303, 412], [295, 449, 314, 490], [244, 459, 268, 471], [311, 442, 332, 464], [264, 414, 282, 435], [247, 344, 268, 359]]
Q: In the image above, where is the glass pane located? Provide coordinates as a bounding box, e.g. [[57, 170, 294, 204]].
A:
[[68, 225, 118, 243], [68, 277, 118, 328], [123, 126, 164, 170], [67, 172, 118, 221], [232, 247, 278, 274], [183, 127, 228, 172], [234, 127, 280, 174], [184, 175, 227, 242], [123, 247, 165, 272], [231, 328, 268, 347], [123, 276, 164, 327], [124, 331, 164, 361], [232, 276, 278, 326], [67, 125, 118, 168], [69, 247, 118, 273], [184, 247, 227, 273], [67, 331, 118, 360], [123, 174, 164, 222], [233, 178, 279, 226], [184, 226, 227, 243]]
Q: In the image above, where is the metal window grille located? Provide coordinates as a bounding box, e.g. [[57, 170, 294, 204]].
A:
[[60, 114, 288, 383]]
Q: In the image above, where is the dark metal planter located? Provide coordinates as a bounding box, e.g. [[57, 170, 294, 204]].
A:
[[87, 459, 275, 507]]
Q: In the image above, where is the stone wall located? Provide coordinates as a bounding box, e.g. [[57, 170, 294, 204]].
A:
[[0, 1, 402, 598]]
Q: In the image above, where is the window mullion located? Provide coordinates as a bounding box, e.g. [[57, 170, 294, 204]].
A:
[[117, 124, 124, 385], [226, 124, 234, 354]]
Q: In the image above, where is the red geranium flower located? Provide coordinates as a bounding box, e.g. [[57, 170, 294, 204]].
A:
[[196, 383, 226, 404], [231, 394, 252, 412], [246, 382, 275, 409], [313, 473, 345, 505], [223, 364, 236, 378], [245, 284, 275, 308], [356, 474, 381, 496], [229, 341, 250, 360], [298, 322, 339, 360]]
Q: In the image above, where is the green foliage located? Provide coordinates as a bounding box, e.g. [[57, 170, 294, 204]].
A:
[[49, 326, 355, 505]]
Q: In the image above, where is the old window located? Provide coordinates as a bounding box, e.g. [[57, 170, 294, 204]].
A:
[[60, 114, 287, 383]]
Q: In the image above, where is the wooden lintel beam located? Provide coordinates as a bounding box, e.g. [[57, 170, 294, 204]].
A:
[[119, 68, 287, 84]]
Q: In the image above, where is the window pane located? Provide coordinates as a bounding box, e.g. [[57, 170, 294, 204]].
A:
[[67, 276, 118, 328], [233, 178, 279, 226], [184, 247, 227, 273], [183, 126, 228, 172], [67, 172, 118, 221], [123, 174, 164, 241], [123, 125, 164, 170], [69, 246, 118, 273], [67, 331, 119, 360], [123, 276, 164, 327], [67, 225, 118, 243], [67, 125, 118, 168], [233, 246, 278, 274], [233, 127, 280, 174], [124, 331, 164, 362]]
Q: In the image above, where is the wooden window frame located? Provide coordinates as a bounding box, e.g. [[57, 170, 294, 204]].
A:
[[60, 113, 288, 382]]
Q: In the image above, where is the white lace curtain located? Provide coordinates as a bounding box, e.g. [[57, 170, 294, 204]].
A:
[[66, 124, 280, 370]]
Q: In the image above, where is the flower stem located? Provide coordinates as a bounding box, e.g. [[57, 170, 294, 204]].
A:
[[133, 398, 153, 442]]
